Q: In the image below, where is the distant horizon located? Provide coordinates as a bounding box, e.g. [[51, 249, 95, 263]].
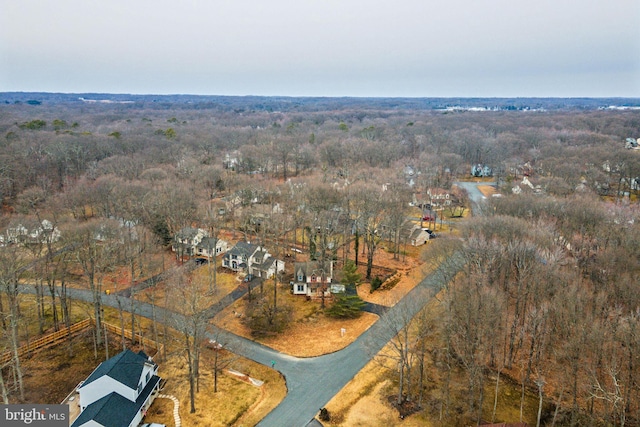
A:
[[3, 91, 640, 100]]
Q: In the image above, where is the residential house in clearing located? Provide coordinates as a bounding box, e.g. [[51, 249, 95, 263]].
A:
[[71, 349, 161, 427], [172, 227, 228, 258], [292, 260, 336, 297], [1, 219, 61, 246], [222, 241, 284, 279], [196, 237, 229, 258], [172, 227, 207, 256], [400, 223, 432, 246]]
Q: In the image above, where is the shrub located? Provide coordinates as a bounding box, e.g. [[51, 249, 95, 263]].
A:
[[326, 293, 365, 319], [370, 276, 383, 292]]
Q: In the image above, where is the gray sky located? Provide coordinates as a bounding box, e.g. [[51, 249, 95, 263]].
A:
[[1, 0, 639, 97]]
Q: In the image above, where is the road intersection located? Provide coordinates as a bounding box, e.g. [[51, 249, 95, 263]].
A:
[[17, 182, 488, 426]]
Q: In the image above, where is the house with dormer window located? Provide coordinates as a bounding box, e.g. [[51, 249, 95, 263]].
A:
[[222, 241, 284, 279], [172, 227, 228, 259], [292, 260, 335, 297], [195, 237, 228, 258], [71, 349, 161, 427]]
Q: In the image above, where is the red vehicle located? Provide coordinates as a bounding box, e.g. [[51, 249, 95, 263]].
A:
[[422, 214, 436, 221]]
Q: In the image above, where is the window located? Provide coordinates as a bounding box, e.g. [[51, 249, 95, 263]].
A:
[[311, 275, 316, 282], [297, 274, 303, 282], [297, 284, 304, 292]]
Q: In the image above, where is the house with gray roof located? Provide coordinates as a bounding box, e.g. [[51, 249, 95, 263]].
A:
[[292, 260, 335, 297], [400, 223, 432, 246], [172, 227, 228, 259], [222, 241, 284, 279], [195, 236, 229, 258], [71, 349, 161, 427]]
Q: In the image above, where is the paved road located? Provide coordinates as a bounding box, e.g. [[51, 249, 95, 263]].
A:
[[16, 257, 459, 427], [455, 181, 495, 214], [15, 183, 486, 426], [254, 256, 461, 427]]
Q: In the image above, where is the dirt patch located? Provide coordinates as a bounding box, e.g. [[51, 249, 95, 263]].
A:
[[387, 394, 422, 419]]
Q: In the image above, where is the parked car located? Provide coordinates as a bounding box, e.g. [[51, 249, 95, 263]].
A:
[[423, 228, 437, 239], [243, 274, 255, 282], [422, 214, 436, 221]]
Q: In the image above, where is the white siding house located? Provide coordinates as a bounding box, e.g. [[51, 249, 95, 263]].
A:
[[222, 241, 284, 279], [195, 237, 229, 258], [292, 260, 334, 297], [71, 350, 161, 427]]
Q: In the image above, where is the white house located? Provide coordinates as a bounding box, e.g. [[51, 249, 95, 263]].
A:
[[172, 227, 208, 256], [222, 241, 284, 279], [400, 224, 432, 246], [71, 349, 161, 427], [2, 220, 61, 245], [195, 237, 229, 258], [292, 260, 334, 297]]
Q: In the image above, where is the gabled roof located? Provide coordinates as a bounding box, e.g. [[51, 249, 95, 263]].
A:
[[72, 375, 160, 427], [256, 256, 278, 272], [175, 227, 203, 241], [197, 237, 224, 249], [253, 249, 268, 264], [81, 349, 154, 390], [226, 241, 259, 258], [294, 260, 333, 279], [399, 223, 426, 241]]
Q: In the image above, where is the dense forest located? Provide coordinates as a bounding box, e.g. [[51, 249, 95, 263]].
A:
[[1, 94, 640, 425]]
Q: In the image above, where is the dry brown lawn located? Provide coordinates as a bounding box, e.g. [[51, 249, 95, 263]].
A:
[[144, 350, 286, 427], [215, 290, 379, 357], [477, 184, 497, 197], [214, 238, 431, 356], [12, 308, 286, 427], [134, 259, 241, 313], [322, 357, 434, 427]]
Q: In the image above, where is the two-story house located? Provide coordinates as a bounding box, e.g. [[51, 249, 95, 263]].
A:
[[172, 227, 207, 256], [195, 236, 229, 258], [172, 227, 228, 258], [222, 241, 284, 279], [71, 349, 161, 427], [292, 260, 337, 297]]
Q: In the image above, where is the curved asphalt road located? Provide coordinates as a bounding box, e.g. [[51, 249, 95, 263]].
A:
[[16, 183, 485, 426], [19, 256, 458, 427]]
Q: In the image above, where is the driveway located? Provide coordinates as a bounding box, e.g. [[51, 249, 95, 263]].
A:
[[16, 256, 458, 427], [14, 183, 490, 426]]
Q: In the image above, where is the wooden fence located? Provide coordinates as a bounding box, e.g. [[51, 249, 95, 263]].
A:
[[0, 318, 164, 366], [102, 321, 164, 359], [0, 318, 91, 366]]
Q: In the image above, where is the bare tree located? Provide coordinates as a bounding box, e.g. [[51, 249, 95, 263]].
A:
[[0, 229, 30, 400], [70, 219, 120, 348], [167, 270, 209, 413]]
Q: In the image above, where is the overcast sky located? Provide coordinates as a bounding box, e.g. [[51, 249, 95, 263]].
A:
[[1, 0, 639, 97]]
